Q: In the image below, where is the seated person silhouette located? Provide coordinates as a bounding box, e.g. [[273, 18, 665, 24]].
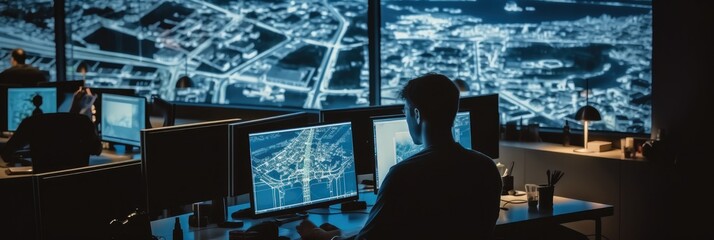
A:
[[296, 73, 502, 240], [1, 87, 102, 172], [0, 48, 48, 86]]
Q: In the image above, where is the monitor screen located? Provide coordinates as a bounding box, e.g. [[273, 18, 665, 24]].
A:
[[319, 104, 404, 175], [248, 122, 358, 217], [101, 93, 146, 146], [230, 112, 316, 198], [142, 118, 242, 214], [373, 111, 471, 190], [7, 87, 57, 131]]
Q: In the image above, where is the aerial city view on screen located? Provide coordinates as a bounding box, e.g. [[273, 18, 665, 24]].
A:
[[0, 0, 369, 109], [248, 123, 357, 214], [381, 0, 652, 133]]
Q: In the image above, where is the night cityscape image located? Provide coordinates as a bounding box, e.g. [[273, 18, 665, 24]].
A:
[[1, 0, 370, 110], [380, 0, 652, 133], [0, 0, 651, 133]]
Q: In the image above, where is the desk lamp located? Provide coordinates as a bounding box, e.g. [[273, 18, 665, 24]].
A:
[[573, 79, 601, 153], [176, 55, 193, 89]]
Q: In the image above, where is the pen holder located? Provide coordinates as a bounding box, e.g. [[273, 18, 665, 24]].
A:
[[501, 176, 514, 195], [538, 185, 554, 210]]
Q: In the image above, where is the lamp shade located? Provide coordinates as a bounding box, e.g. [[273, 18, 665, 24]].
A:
[[575, 105, 601, 121], [175, 75, 193, 89]]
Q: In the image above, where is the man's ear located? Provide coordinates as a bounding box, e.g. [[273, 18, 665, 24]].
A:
[[413, 107, 421, 125]]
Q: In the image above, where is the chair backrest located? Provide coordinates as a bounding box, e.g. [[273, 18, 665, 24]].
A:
[[25, 113, 99, 173]]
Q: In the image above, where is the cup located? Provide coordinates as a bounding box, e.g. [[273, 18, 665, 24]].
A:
[[538, 185, 554, 210], [524, 184, 539, 208], [501, 176, 514, 195]]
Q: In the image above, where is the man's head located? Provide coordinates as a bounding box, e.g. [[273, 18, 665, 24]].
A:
[[11, 48, 26, 66], [399, 73, 460, 144]]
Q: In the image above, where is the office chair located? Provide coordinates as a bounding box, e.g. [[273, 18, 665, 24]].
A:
[[9, 113, 102, 173]]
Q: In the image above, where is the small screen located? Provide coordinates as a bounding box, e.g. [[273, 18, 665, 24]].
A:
[[373, 111, 471, 190], [100, 93, 146, 146], [248, 122, 358, 216], [7, 87, 57, 131]]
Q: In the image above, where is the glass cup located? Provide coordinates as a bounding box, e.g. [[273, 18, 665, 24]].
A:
[[525, 184, 540, 208]]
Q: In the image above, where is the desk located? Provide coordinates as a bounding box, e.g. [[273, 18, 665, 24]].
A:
[[0, 146, 142, 239], [151, 192, 613, 240], [0, 147, 141, 178]]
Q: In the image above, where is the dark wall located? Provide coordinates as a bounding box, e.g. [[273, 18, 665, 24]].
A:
[[652, 1, 713, 238]]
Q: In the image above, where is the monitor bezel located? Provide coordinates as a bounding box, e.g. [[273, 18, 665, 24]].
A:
[[245, 121, 359, 218], [100, 93, 147, 147]]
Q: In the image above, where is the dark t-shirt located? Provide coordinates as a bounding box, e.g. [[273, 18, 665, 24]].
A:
[[1, 113, 102, 172], [0, 65, 48, 86], [354, 142, 502, 239]]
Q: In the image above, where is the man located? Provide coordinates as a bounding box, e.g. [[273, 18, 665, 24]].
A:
[[297, 73, 503, 239], [0, 48, 48, 86], [0, 87, 101, 171]]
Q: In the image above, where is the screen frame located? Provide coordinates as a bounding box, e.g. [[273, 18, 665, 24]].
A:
[[100, 93, 147, 146], [245, 121, 359, 218]]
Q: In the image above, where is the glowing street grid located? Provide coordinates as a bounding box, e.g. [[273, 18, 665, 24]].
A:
[[248, 122, 357, 215], [0, 0, 369, 109], [381, 0, 652, 133], [374, 112, 470, 189]]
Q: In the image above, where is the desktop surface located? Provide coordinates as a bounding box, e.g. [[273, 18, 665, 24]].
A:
[[0, 139, 141, 178], [150, 192, 613, 240]]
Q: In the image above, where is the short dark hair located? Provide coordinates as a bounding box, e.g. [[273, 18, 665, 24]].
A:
[[11, 48, 26, 64], [399, 73, 460, 126], [453, 79, 470, 92]]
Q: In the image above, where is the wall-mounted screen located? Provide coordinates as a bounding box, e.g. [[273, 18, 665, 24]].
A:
[[0, 1, 56, 82], [64, 0, 369, 110], [380, 0, 652, 133]]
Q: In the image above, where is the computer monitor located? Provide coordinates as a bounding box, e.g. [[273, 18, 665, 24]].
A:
[[91, 87, 137, 130], [100, 93, 146, 146], [6, 86, 57, 131], [372, 111, 472, 191], [37, 80, 85, 112], [247, 121, 358, 217], [319, 105, 403, 176], [229, 112, 316, 198], [141, 118, 242, 214], [459, 94, 500, 159]]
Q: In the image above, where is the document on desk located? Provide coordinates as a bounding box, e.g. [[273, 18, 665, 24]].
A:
[[5, 166, 33, 175]]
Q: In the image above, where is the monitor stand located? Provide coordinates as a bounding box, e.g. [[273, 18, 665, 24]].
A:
[[273, 212, 308, 225], [212, 198, 244, 228]]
